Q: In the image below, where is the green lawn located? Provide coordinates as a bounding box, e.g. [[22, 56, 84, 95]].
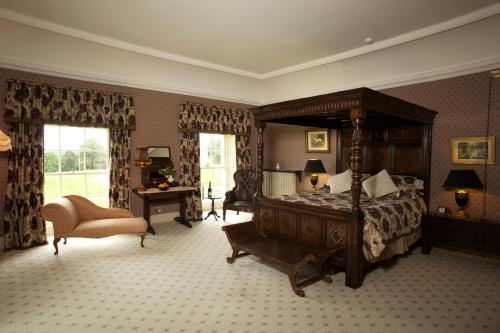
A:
[[44, 173, 109, 207]]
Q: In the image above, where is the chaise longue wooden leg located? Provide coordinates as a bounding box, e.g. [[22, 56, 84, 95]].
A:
[[139, 233, 145, 248], [64, 237, 67, 244], [53, 238, 61, 255], [287, 269, 305, 297]]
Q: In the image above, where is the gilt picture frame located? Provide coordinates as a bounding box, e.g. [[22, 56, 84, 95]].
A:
[[451, 136, 495, 165], [305, 129, 330, 153]]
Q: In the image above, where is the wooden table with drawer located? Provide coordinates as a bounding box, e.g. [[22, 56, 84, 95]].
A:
[[132, 186, 198, 234]]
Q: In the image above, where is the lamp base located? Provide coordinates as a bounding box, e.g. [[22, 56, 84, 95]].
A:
[[310, 174, 319, 191], [451, 210, 467, 219]]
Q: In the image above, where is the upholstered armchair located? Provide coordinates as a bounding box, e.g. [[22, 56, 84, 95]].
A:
[[223, 170, 257, 221], [41, 195, 148, 255]]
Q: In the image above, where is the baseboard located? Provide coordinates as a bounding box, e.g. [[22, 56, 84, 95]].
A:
[[150, 212, 179, 225]]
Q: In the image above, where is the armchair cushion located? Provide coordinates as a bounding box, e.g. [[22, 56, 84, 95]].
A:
[[73, 218, 147, 238], [228, 201, 253, 209]]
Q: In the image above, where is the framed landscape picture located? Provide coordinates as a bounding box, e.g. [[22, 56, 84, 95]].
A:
[[451, 136, 495, 165], [306, 129, 330, 153]]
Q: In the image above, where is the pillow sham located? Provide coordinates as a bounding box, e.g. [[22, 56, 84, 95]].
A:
[[326, 169, 352, 194], [390, 175, 424, 190], [362, 169, 398, 199]]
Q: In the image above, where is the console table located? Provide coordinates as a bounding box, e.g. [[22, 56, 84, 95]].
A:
[[132, 186, 197, 234]]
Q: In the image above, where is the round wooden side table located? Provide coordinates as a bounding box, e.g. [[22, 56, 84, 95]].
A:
[[204, 196, 222, 221]]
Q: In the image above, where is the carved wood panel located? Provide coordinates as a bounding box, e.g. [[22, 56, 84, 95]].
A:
[[363, 146, 389, 174], [277, 210, 298, 240], [388, 126, 423, 140], [259, 207, 275, 236], [337, 125, 426, 179], [325, 219, 347, 249], [300, 214, 322, 247], [341, 146, 351, 171], [394, 146, 422, 176]]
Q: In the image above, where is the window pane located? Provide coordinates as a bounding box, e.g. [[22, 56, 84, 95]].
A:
[[86, 174, 109, 195], [44, 124, 109, 207], [60, 126, 84, 150], [60, 174, 86, 196], [44, 125, 59, 150], [87, 194, 109, 208], [60, 151, 81, 172], [85, 128, 108, 147], [200, 149, 209, 168], [44, 175, 61, 202], [44, 151, 60, 173], [85, 150, 107, 170], [199, 133, 210, 150], [209, 151, 221, 166]]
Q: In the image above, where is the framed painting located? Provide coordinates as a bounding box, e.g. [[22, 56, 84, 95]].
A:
[[451, 136, 495, 165], [305, 129, 330, 153]]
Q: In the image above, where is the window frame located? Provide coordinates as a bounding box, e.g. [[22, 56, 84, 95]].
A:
[[43, 125, 110, 207]]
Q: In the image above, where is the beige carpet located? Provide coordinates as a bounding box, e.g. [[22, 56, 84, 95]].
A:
[[1, 210, 500, 333]]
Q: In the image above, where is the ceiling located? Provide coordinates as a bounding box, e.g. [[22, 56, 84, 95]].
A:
[[0, 0, 499, 77]]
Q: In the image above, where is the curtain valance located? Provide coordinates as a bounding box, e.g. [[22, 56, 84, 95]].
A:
[[178, 102, 251, 136], [4, 79, 136, 129]]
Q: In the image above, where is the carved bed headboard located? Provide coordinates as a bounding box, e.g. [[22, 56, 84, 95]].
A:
[[336, 124, 430, 180]]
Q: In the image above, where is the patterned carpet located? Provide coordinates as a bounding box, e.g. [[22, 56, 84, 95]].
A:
[[1, 210, 499, 333]]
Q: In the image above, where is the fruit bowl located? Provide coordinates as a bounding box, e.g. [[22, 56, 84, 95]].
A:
[[158, 183, 170, 191]]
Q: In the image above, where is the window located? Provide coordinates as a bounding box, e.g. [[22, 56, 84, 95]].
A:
[[44, 125, 110, 208], [199, 133, 236, 207]]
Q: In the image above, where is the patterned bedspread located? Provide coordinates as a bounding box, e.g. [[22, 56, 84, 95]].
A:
[[272, 189, 426, 261]]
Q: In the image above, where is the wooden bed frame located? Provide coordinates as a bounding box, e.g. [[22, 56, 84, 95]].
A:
[[223, 88, 437, 293]]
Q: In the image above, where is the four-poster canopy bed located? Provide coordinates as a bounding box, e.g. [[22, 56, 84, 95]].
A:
[[223, 87, 437, 296]]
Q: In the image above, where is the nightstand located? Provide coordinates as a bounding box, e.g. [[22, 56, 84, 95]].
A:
[[423, 213, 500, 257]]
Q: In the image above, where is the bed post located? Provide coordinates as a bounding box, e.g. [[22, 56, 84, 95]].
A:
[[255, 120, 266, 199], [347, 107, 365, 289]]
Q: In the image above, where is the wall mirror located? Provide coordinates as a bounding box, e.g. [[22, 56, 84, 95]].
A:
[[142, 146, 173, 187]]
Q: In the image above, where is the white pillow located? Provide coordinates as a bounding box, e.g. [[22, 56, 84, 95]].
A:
[[326, 169, 352, 194], [362, 170, 398, 199]]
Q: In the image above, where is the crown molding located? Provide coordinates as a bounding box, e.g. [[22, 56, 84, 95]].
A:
[[261, 3, 500, 79], [1, 55, 498, 107], [0, 4, 499, 80], [0, 9, 262, 79], [264, 56, 500, 104], [0, 56, 261, 105]]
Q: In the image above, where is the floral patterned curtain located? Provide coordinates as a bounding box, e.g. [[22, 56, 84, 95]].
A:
[[179, 132, 203, 220], [3, 79, 136, 249], [178, 103, 251, 135], [236, 135, 252, 170], [4, 80, 136, 129], [3, 123, 47, 250], [109, 129, 131, 209], [178, 102, 252, 219]]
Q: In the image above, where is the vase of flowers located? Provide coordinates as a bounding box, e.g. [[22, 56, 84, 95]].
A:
[[159, 167, 176, 183]]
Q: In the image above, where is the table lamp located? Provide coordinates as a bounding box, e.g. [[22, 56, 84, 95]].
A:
[[304, 159, 326, 190], [134, 146, 152, 168], [443, 169, 483, 218]]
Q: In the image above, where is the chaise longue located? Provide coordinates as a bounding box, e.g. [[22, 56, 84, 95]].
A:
[[41, 195, 147, 255]]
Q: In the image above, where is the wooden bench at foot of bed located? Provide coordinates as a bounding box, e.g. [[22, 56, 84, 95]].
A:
[[222, 221, 342, 297]]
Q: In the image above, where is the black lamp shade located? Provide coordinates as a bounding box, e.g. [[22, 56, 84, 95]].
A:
[[442, 169, 483, 189], [304, 159, 326, 173]]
